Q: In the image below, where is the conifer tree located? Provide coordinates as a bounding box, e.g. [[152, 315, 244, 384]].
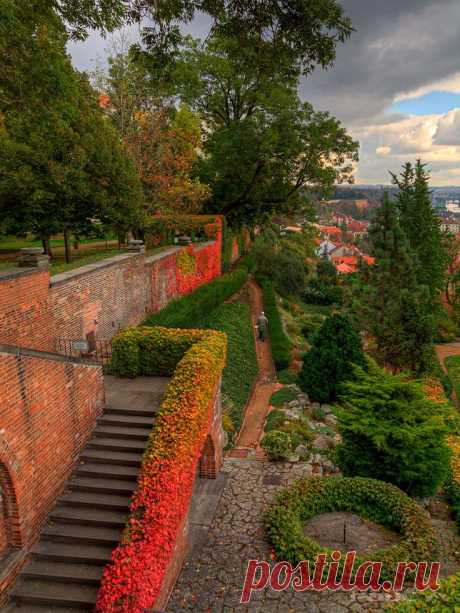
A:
[[357, 193, 434, 374], [299, 313, 365, 403], [392, 160, 446, 302], [335, 359, 451, 498]]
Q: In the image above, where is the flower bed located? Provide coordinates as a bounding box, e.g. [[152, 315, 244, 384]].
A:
[[96, 326, 227, 613], [265, 476, 437, 580]]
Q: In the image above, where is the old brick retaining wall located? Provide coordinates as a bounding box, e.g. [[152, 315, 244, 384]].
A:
[[0, 345, 104, 595], [0, 239, 221, 352]]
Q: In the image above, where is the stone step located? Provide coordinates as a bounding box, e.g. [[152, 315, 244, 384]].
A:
[[104, 405, 157, 417], [60, 490, 131, 510], [50, 504, 127, 528], [80, 448, 142, 466], [76, 461, 138, 481], [86, 437, 146, 453], [33, 540, 112, 565], [22, 560, 103, 585], [98, 412, 154, 427], [5, 604, 89, 612], [93, 424, 151, 440], [11, 578, 97, 609], [69, 476, 135, 495], [42, 522, 120, 547]]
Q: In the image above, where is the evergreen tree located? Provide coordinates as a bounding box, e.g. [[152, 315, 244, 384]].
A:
[[299, 314, 365, 403], [335, 359, 451, 498], [0, 1, 144, 253], [357, 194, 434, 374], [392, 161, 447, 302]]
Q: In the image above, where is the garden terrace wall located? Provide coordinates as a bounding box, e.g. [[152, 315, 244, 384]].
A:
[[96, 327, 226, 613], [0, 345, 104, 598], [0, 268, 55, 351]]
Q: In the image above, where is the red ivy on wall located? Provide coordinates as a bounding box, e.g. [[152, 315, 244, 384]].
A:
[[95, 328, 227, 613]]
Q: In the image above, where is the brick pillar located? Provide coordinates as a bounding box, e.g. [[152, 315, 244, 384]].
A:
[[199, 383, 223, 479]]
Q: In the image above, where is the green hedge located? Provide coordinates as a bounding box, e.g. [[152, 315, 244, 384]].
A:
[[265, 476, 437, 581], [259, 279, 292, 370], [109, 327, 207, 377], [388, 572, 460, 612], [204, 303, 258, 432], [143, 268, 248, 329]]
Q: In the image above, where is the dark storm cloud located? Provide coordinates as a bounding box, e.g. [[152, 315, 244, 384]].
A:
[[302, 0, 460, 124]]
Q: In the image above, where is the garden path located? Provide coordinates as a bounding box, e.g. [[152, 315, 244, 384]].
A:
[[228, 279, 278, 459], [435, 340, 460, 404], [167, 459, 401, 612]]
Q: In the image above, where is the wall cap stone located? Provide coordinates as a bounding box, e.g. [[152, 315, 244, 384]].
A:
[[0, 343, 102, 368]]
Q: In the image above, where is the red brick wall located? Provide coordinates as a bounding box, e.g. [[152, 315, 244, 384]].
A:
[[200, 385, 223, 479], [154, 514, 190, 611], [50, 254, 148, 341], [0, 348, 104, 553], [0, 269, 54, 351], [51, 241, 221, 343]]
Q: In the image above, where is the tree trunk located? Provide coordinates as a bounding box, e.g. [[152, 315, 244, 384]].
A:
[[63, 229, 71, 264], [42, 236, 53, 258]]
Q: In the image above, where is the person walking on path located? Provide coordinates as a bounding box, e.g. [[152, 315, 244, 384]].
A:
[[257, 311, 269, 342]]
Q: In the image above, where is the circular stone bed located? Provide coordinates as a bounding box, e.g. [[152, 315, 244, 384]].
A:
[[304, 512, 402, 555], [265, 476, 437, 579]]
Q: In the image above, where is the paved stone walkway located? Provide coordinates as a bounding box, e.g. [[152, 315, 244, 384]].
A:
[[168, 459, 403, 613]]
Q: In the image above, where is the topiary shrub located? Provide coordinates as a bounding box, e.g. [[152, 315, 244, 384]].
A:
[[335, 359, 451, 498], [261, 431, 292, 461], [298, 313, 365, 403], [265, 476, 437, 581]]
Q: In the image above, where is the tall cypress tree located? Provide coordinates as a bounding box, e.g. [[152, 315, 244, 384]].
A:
[[358, 193, 434, 374], [392, 160, 446, 302]]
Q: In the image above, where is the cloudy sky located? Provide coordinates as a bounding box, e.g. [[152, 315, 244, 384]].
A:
[[69, 0, 460, 186]]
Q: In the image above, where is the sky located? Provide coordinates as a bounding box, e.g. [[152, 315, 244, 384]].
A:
[[68, 0, 460, 186]]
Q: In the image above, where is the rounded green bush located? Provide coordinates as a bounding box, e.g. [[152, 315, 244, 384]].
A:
[[261, 430, 292, 461], [265, 476, 437, 580]]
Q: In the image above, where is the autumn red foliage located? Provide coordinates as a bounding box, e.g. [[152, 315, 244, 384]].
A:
[[95, 328, 227, 613]]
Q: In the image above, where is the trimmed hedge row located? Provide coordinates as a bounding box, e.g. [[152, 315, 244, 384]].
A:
[[143, 267, 248, 329], [204, 303, 258, 432], [97, 327, 227, 612], [259, 279, 292, 370], [265, 476, 437, 581]]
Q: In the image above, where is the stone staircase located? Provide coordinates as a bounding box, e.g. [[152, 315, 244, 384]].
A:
[[4, 376, 168, 612]]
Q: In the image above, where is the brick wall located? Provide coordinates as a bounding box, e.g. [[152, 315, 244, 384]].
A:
[[51, 241, 221, 344], [0, 269, 54, 351], [0, 347, 104, 556]]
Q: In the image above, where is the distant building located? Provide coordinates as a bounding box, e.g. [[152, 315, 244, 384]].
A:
[[440, 218, 460, 234], [446, 200, 460, 215], [316, 240, 338, 258]]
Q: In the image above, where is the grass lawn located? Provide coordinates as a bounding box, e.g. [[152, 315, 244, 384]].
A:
[[204, 302, 258, 433], [0, 234, 117, 252], [445, 355, 460, 400], [0, 245, 170, 276]]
